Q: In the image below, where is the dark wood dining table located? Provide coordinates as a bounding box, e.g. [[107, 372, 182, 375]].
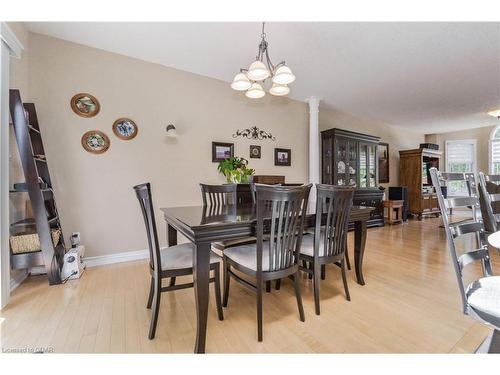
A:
[[161, 203, 374, 353]]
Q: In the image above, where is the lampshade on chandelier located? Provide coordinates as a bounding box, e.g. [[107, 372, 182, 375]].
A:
[[231, 22, 295, 99]]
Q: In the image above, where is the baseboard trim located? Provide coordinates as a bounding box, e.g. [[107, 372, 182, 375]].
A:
[[10, 270, 29, 291], [84, 248, 150, 268]]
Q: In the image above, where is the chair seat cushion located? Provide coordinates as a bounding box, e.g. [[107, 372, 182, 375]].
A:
[[160, 243, 221, 270], [212, 236, 257, 250], [299, 234, 327, 257], [224, 243, 271, 271], [466, 276, 500, 328]]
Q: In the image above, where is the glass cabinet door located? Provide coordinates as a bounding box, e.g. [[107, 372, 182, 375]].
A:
[[368, 144, 377, 187], [322, 137, 333, 184], [347, 141, 357, 186], [359, 144, 367, 187], [335, 138, 348, 185]]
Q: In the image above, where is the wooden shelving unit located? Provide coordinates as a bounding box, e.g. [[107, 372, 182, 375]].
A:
[[9, 89, 66, 285]]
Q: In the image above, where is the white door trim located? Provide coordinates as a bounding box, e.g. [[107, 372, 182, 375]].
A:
[[0, 22, 24, 309]]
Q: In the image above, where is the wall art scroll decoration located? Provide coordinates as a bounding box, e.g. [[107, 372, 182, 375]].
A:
[[232, 126, 275, 141]]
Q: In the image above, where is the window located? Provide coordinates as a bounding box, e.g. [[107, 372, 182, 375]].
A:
[[490, 127, 500, 174], [445, 139, 476, 196]]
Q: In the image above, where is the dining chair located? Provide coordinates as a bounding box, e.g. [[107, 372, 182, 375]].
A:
[[222, 184, 312, 342], [200, 183, 257, 251], [299, 184, 354, 315], [478, 172, 500, 233], [200, 183, 237, 205], [134, 182, 223, 339], [430, 169, 500, 353]]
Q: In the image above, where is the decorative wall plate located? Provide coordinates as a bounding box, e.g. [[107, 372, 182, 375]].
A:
[[81, 130, 110, 154], [112, 118, 138, 140], [71, 93, 100, 118]]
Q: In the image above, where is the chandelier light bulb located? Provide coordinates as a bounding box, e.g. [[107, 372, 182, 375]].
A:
[[269, 83, 290, 96], [272, 65, 296, 85], [245, 83, 266, 99], [231, 73, 252, 91], [247, 60, 270, 81]]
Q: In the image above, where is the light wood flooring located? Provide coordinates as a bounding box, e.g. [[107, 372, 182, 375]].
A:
[[1, 215, 498, 353]]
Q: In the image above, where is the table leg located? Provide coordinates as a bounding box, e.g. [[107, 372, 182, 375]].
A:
[[167, 223, 178, 246], [354, 220, 367, 285], [193, 242, 211, 353]]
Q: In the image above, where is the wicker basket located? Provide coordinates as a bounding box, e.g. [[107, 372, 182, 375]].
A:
[[10, 229, 61, 254]]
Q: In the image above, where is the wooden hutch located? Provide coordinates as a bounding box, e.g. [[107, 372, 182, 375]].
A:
[[399, 148, 442, 220], [321, 128, 385, 228]]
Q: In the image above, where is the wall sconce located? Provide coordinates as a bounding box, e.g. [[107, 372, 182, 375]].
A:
[[166, 124, 177, 137]]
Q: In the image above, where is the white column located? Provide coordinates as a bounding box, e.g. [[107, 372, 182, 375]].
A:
[[307, 96, 321, 203]]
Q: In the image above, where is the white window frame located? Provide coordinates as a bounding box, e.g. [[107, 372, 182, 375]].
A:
[[445, 139, 477, 196], [489, 126, 500, 174]]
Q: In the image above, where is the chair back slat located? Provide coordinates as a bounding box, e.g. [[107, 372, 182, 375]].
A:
[[133, 183, 161, 275], [200, 184, 237, 206], [256, 184, 312, 273], [450, 221, 484, 238], [445, 196, 478, 209], [315, 184, 355, 259], [486, 174, 500, 182], [458, 249, 491, 271], [430, 168, 493, 313]]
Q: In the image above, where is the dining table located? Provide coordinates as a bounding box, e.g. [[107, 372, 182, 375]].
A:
[[161, 203, 374, 353]]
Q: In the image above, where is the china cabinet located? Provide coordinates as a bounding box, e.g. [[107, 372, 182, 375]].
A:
[[321, 128, 384, 228]]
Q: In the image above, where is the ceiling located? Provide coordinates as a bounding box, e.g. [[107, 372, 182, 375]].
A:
[[25, 22, 500, 133]]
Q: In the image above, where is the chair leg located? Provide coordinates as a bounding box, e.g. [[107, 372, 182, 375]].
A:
[[146, 277, 154, 309], [223, 257, 230, 308], [266, 281, 271, 293], [313, 263, 321, 315], [308, 262, 313, 279], [341, 259, 351, 301], [292, 272, 305, 322], [213, 266, 224, 321], [321, 264, 326, 280], [257, 282, 263, 342], [148, 277, 161, 339], [169, 277, 176, 287], [275, 279, 281, 290], [345, 248, 351, 270]]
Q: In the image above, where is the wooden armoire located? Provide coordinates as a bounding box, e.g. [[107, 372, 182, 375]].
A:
[[399, 148, 442, 220]]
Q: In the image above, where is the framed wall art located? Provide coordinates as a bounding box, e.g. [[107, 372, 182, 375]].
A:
[[212, 142, 234, 162], [71, 93, 100, 118], [81, 130, 110, 154], [378, 142, 389, 183], [274, 148, 291, 166], [249, 145, 261, 159], [113, 118, 138, 140]]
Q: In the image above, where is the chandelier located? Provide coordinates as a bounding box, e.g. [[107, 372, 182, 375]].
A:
[[231, 22, 295, 99]]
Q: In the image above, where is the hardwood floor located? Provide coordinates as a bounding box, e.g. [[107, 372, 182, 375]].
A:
[[1, 215, 498, 353]]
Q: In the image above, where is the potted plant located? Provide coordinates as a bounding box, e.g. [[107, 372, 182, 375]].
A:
[[217, 156, 255, 183]]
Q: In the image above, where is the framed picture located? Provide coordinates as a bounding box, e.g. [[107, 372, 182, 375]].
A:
[[249, 145, 261, 159], [113, 118, 138, 140], [81, 130, 110, 154], [71, 93, 100, 118], [378, 142, 389, 183], [275, 148, 291, 166], [212, 142, 234, 162]]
